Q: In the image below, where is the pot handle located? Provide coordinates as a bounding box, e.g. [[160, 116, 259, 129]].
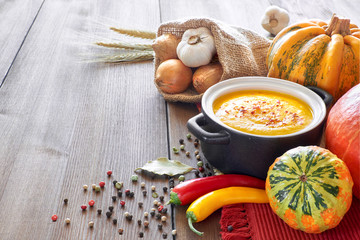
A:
[[187, 113, 230, 145], [306, 86, 333, 108]]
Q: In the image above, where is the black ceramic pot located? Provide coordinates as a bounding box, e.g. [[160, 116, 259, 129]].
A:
[[187, 77, 332, 180]]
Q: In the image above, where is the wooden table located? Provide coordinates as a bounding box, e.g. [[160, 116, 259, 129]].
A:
[[0, 1, 358, 239]]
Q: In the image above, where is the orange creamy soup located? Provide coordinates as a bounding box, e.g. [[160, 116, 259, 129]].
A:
[[213, 90, 313, 136]]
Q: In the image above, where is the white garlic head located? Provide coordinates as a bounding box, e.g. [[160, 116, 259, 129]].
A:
[[261, 6, 290, 35], [176, 27, 216, 68]]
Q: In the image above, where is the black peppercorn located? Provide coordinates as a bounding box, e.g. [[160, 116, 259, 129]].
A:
[[109, 206, 114, 212], [129, 192, 135, 198], [155, 213, 162, 220], [117, 191, 122, 197], [163, 186, 168, 193], [162, 207, 168, 214], [205, 162, 211, 169], [142, 190, 147, 196], [138, 202, 143, 208], [162, 232, 168, 239], [150, 211, 155, 217], [106, 211, 112, 218], [97, 209, 102, 215], [227, 225, 233, 232], [125, 189, 130, 196], [139, 232, 144, 238], [179, 139, 184, 144], [112, 196, 117, 201], [137, 219, 142, 226], [159, 196, 164, 202], [113, 180, 118, 186], [113, 218, 117, 224], [208, 172, 213, 176], [202, 173, 207, 177], [158, 224, 163, 230]]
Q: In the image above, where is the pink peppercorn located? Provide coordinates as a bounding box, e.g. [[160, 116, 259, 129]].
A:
[[158, 205, 164, 212], [120, 200, 125, 206], [99, 181, 105, 188], [81, 205, 87, 210], [198, 167, 205, 172], [107, 170, 112, 176], [89, 200, 95, 207], [51, 214, 58, 222]]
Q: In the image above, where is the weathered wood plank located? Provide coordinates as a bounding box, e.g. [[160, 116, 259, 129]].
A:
[[0, 0, 169, 239], [0, 0, 44, 85]]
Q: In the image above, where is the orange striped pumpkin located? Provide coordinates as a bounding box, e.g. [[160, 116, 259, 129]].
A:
[[266, 146, 353, 233], [267, 14, 359, 101]]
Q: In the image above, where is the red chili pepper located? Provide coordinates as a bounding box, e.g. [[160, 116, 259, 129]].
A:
[[166, 174, 265, 206]]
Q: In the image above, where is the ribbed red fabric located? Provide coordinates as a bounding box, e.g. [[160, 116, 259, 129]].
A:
[[220, 197, 360, 240]]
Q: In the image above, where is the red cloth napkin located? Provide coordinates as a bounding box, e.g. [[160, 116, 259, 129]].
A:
[[220, 197, 360, 240]]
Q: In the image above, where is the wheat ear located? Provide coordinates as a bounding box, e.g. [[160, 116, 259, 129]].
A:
[[95, 42, 153, 51], [99, 51, 154, 63], [110, 27, 156, 39]]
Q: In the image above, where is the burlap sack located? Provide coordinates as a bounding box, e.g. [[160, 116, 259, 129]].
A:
[[154, 18, 272, 103]]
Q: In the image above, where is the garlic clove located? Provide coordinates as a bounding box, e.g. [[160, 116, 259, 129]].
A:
[[261, 5, 290, 35]]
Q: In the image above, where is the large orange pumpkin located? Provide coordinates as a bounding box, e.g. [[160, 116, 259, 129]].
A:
[[267, 14, 359, 101], [326, 83, 360, 199]]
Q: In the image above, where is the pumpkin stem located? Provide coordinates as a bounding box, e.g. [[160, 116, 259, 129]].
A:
[[300, 174, 307, 182], [325, 13, 351, 36]]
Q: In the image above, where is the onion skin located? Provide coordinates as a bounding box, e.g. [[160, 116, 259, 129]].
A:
[[155, 59, 193, 94], [152, 33, 180, 62], [192, 63, 223, 93]]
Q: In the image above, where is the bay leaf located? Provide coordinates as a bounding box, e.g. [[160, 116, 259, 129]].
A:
[[134, 157, 195, 176]]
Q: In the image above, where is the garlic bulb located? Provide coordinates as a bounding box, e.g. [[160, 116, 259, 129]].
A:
[[261, 6, 290, 35], [177, 27, 216, 68]]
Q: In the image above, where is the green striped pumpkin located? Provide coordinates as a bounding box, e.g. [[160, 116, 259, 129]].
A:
[[266, 146, 353, 233]]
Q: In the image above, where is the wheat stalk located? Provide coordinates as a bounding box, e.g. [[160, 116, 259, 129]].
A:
[[97, 51, 155, 63], [95, 41, 153, 51], [110, 27, 156, 39]]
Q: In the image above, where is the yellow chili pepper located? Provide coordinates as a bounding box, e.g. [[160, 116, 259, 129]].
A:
[[186, 186, 269, 236]]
